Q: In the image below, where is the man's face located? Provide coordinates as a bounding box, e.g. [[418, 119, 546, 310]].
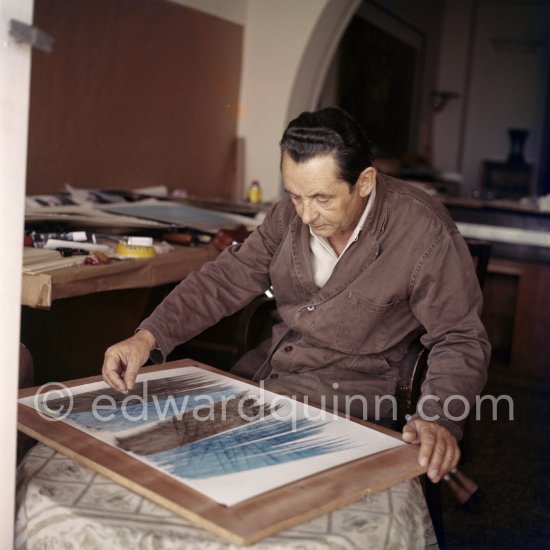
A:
[[281, 152, 374, 241]]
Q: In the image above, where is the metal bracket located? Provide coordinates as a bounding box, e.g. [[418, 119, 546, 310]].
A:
[[9, 19, 54, 53]]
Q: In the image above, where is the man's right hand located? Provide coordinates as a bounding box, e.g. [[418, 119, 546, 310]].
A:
[[102, 330, 157, 392]]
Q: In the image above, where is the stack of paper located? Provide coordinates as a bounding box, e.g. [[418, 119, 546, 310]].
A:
[[23, 248, 86, 274]]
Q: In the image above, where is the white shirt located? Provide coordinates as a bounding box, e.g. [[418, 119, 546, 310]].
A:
[[309, 184, 376, 288]]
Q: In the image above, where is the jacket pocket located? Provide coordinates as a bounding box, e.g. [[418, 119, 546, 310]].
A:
[[334, 291, 398, 353]]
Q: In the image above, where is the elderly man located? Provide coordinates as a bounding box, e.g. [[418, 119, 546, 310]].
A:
[[102, 107, 490, 483]]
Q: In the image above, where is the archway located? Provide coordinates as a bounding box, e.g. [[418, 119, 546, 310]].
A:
[[285, 0, 361, 121]]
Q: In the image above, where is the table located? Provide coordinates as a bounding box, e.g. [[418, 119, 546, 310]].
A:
[[22, 244, 219, 309], [15, 443, 437, 549], [20, 245, 220, 384], [438, 196, 550, 264]]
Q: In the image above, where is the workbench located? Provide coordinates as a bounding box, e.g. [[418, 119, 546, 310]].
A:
[[22, 244, 219, 309], [20, 245, 219, 384]]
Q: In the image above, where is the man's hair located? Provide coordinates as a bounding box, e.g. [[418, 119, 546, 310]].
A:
[[279, 106, 373, 187]]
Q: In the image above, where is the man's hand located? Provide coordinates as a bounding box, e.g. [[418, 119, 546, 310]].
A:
[[102, 330, 157, 392], [402, 419, 460, 483]]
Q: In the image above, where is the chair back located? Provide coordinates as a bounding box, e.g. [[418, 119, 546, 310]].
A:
[[466, 239, 491, 290]]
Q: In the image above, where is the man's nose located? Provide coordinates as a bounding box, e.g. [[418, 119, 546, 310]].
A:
[[300, 201, 318, 225]]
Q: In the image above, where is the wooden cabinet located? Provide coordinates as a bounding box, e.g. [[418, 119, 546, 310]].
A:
[[482, 258, 550, 377], [481, 161, 533, 200]]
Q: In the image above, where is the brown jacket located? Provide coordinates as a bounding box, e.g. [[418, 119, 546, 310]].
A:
[[140, 175, 490, 439]]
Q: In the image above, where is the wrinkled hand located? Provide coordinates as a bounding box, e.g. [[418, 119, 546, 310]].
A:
[[402, 419, 460, 483], [102, 330, 157, 392]]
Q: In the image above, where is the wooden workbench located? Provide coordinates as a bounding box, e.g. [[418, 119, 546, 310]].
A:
[[22, 245, 219, 309], [20, 245, 219, 384]]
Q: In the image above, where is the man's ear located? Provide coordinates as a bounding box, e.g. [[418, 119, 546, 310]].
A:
[[357, 167, 377, 198]]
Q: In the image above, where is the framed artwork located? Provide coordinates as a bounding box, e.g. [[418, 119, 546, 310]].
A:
[[18, 359, 424, 544]]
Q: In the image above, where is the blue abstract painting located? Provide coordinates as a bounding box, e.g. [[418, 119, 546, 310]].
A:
[[152, 417, 355, 479], [23, 366, 403, 505]]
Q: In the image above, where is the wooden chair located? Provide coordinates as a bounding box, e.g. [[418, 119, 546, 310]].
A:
[[465, 239, 491, 291], [235, 292, 281, 358]]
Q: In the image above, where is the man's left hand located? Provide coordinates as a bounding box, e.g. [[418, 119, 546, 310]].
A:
[[402, 419, 460, 483]]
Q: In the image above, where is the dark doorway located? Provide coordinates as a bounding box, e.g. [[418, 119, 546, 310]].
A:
[[338, 14, 418, 159]]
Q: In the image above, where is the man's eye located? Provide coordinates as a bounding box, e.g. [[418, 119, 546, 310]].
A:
[[317, 197, 330, 205]]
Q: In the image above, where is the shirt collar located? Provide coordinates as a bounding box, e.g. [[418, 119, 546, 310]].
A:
[[309, 182, 377, 253]]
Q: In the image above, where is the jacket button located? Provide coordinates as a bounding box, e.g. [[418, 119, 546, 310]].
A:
[[307, 304, 315, 311], [270, 373, 279, 379], [284, 345, 293, 352]]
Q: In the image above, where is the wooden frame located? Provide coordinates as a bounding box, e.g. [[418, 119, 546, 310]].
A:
[[18, 359, 425, 545]]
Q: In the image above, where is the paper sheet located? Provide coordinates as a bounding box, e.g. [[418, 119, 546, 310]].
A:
[[100, 200, 260, 232]]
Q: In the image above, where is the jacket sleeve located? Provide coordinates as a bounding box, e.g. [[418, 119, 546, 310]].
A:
[[138, 200, 293, 360], [408, 229, 491, 440]]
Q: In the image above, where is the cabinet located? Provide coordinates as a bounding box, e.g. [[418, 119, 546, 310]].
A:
[[481, 161, 533, 200], [483, 258, 550, 376]]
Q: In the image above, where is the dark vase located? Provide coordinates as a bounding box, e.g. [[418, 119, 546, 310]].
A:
[[507, 128, 529, 165]]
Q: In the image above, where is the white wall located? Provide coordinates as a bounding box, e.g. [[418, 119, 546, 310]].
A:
[[0, 0, 33, 545], [238, 0, 448, 200], [433, 0, 550, 197], [237, 0, 330, 202], [170, 0, 336, 202], [430, 0, 474, 175], [461, 1, 549, 197]]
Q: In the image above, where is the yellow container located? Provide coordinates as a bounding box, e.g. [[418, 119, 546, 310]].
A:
[[114, 242, 156, 258], [247, 181, 262, 204]]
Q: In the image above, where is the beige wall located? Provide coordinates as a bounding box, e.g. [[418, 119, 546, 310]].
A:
[[461, 0, 549, 196]]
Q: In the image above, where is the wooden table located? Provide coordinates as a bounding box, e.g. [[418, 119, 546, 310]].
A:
[[20, 245, 219, 384], [22, 244, 219, 309]]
